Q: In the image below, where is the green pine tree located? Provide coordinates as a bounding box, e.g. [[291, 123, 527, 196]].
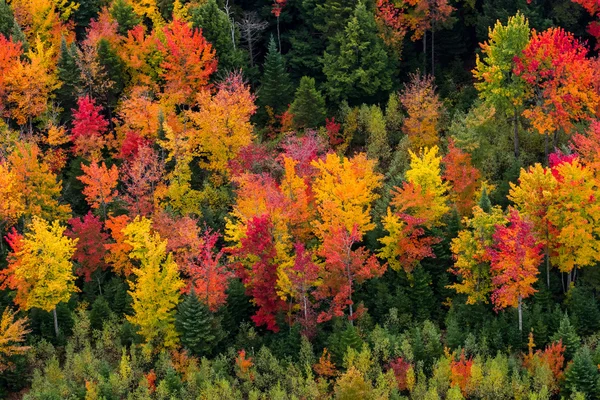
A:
[[567, 286, 600, 336], [176, 289, 217, 356], [259, 36, 293, 117], [289, 76, 326, 129], [322, 2, 393, 104], [409, 266, 436, 323], [551, 313, 581, 360], [0, 0, 14, 39], [478, 186, 492, 213], [157, 0, 174, 21], [330, 323, 364, 364], [563, 346, 599, 399], [56, 38, 82, 123], [110, 0, 142, 36], [74, 0, 105, 36], [90, 296, 112, 331], [97, 38, 127, 111], [10, 19, 28, 52], [190, 0, 244, 73]]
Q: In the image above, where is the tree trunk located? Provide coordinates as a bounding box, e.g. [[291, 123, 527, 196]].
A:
[[277, 16, 281, 53], [53, 307, 59, 337], [518, 296, 523, 332], [546, 247, 550, 289], [513, 106, 520, 158], [545, 133, 549, 165], [423, 31, 427, 75], [431, 25, 435, 76]]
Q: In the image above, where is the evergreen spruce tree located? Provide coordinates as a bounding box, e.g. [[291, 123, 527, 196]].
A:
[[289, 76, 326, 129], [330, 323, 363, 364], [567, 286, 600, 336], [563, 346, 599, 399], [551, 313, 581, 360], [190, 0, 244, 72], [409, 266, 436, 322], [0, 0, 14, 39], [176, 289, 217, 356], [157, 0, 174, 21], [56, 38, 82, 123], [10, 19, 27, 52], [90, 296, 111, 331], [97, 38, 127, 111], [74, 0, 104, 36], [110, 0, 142, 36], [322, 2, 393, 104], [478, 186, 492, 213], [259, 36, 293, 117]]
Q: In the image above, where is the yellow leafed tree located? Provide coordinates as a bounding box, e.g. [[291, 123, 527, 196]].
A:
[[7, 143, 71, 223], [0, 307, 30, 373], [7, 217, 78, 336], [396, 146, 450, 227], [123, 217, 184, 355], [311, 152, 383, 239]]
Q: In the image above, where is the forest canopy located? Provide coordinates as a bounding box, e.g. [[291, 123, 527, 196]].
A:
[[1, 0, 600, 399]]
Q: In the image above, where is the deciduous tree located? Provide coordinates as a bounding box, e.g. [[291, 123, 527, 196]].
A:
[[488, 209, 543, 331], [311, 153, 383, 239], [443, 139, 482, 216], [123, 217, 184, 355], [399, 74, 443, 150], [514, 27, 599, 152], [2, 217, 78, 337], [156, 18, 217, 106], [315, 226, 386, 323], [70, 96, 109, 159], [0, 307, 30, 373], [78, 159, 119, 219], [449, 205, 507, 304], [66, 212, 109, 282], [186, 72, 256, 179], [473, 12, 530, 157]]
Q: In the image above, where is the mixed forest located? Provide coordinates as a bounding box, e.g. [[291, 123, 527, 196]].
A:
[[2, 0, 600, 398]]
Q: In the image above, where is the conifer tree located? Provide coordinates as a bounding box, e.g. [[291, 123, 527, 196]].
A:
[[289, 76, 326, 129], [176, 289, 217, 357], [551, 314, 580, 360], [97, 38, 127, 111], [191, 0, 244, 72], [110, 0, 142, 36], [322, 2, 393, 104], [563, 346, 599, 398], [259, 36, 292, 117], [0, 0, 14, 38], [478, 187, 492, 213], [56, 38, 81, 123]]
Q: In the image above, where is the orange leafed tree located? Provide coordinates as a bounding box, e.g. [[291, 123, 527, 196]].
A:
[[157, 18, 217, 106], [399, 74, 443, 150], [187, 73, 257, 179], [78, 159, 119, 219], [0, 37, 22, 117], [104, 214, 133, 276], [5, 38, 60, 128], [443, 139, 482, 216]]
